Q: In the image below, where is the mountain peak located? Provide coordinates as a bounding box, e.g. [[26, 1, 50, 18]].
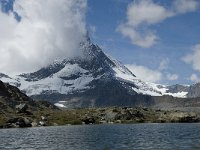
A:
[[0, 38, 190, 107]]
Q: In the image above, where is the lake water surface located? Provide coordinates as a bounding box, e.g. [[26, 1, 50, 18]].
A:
[[0, 124, 200, 150]]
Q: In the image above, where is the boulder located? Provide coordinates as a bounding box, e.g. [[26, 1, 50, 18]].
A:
[[7, 117, 19, 124], [6, 117, 32, 128], [41, 116, 47, 121], [16, 104, 28, 113], [133, 110, 144, 118], [178, 114, 199, 123], [31, 122, 38, 127], [39, 121, 47, 126], [82, 117, 96, 124]]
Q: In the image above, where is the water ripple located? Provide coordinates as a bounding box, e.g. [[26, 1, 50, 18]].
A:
[[0, 124, 200, 150]]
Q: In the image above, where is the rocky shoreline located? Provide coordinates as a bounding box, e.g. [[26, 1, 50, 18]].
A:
[[1, 106, 200, 129], [1, 80, 200, 129]]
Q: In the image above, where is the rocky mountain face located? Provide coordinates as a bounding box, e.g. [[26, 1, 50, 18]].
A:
[[187, 83, 200, 98], [1, 79, 200, 128], [0, 37, 162, 107], [0, 80, 59, 128], [162, 83, 200, 98], [0, 80, 57, 113], [0, 73, 10, 79], [1, 37, 200, 107], [166, 84, 189, 94]]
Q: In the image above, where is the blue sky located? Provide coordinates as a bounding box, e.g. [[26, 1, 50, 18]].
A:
[[1, 0, 200, 85], [87, 0, 200, 85]]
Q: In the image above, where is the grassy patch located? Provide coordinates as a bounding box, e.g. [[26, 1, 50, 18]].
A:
[[0, 115, 6, 127]]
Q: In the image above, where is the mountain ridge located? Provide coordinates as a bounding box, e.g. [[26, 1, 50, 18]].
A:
[[1, 37, 200, 107]]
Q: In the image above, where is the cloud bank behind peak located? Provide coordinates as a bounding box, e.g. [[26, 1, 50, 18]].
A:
[[0, 0, 87, 74]]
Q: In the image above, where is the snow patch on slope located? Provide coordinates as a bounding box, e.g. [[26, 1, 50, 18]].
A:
[[8, 63, 97, 96], [0, 39, 188, 99], [149, 83, 188, 98], [113, 62, 188, 98], [113, 64, 162, 96], [54, 103, 66, 108]]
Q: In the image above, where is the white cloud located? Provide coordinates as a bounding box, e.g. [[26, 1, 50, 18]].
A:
[[126, 64, 162, 83], [166, 73, 179, 81], [117, 24, 158, 48], [190, 73, 200, 82], [126, 60, 179, 83], [117, 0, 199, 48], [126, 0, 172, 27], [182, 44, 200, 71], [89, 25, 96, 34], [0, 0, 87, 74], [158, 59, 169, 71], [173, 0, 199, 14]]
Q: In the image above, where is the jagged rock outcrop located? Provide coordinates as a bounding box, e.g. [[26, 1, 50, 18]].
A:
[[187, 83, 200, 98], [0, 80, 58, 112], [0, 80, 58, 128], [166, 84, 189, 94]]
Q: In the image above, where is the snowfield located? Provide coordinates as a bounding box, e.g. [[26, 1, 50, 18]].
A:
[[0, 38, 189, 108]]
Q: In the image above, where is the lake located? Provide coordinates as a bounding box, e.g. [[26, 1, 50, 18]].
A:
[[0, 124, 200, 150]]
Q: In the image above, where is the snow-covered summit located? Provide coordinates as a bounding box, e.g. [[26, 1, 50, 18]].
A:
[[0, 37, 192, 107]]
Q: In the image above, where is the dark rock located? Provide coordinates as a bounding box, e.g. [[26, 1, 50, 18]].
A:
[[123, 111, 132, 120], [4, 123, 17, 128], [6, 117, 32, 128], [187, 83, 200, 98], [16, 118, 26, 127], [82, 117, 96, 124], [24, 111, 33, 116], [0, 80, 58, 114], [143, 108, 148, 111], [179, 115, 199, 123], [0, 73, 11, 79], [36, 101, 59, 110], [16, 103, 28, 113], [23, 118, 32, 126], [133, 110, 144, 118], [7, 118, 19, 124]]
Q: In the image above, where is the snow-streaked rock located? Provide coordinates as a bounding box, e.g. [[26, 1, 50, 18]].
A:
[[0, 37, 193, 107]]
